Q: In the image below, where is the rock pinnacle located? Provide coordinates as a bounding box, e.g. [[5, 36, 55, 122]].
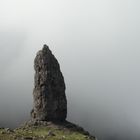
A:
[[31, 45, 67, 121]]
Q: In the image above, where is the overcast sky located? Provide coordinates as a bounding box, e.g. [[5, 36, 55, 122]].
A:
[[0, 0, 140, 140]]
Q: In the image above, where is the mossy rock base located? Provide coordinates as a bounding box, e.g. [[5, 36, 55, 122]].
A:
[[0, 121, 96, 140]]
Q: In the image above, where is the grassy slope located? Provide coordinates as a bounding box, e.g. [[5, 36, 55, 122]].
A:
[[0, 121, 96, 140]]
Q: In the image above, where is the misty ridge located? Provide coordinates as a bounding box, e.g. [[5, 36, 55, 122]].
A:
[[0, 0, 140, 140]]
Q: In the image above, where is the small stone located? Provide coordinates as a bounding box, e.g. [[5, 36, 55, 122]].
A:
[[47, 130, 56, 136], [62, 135, 66, 139], [41, 135, 45, 138]]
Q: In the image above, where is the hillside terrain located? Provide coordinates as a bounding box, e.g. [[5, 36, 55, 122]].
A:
[[0, 121, 96, 140]]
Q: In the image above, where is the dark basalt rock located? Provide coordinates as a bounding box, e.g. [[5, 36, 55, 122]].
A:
[[31, 45, 67, 121]]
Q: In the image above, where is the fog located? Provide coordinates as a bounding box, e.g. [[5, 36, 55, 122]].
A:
[[0, 0, 140, 139]]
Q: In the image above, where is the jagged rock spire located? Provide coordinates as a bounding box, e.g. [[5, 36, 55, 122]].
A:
[[31, 44, 67, 121]]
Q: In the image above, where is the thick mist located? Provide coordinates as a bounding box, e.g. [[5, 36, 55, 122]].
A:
[[0, 0, 140, 140]]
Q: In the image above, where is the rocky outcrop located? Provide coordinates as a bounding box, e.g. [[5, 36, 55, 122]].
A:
[[31, 45, 67, 121]]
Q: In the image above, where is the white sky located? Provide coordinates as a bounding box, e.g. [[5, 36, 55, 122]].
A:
[[0, 0, 140, 139]]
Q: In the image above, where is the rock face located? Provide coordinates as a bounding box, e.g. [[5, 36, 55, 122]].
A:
[[31, 45, 67, 121]]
